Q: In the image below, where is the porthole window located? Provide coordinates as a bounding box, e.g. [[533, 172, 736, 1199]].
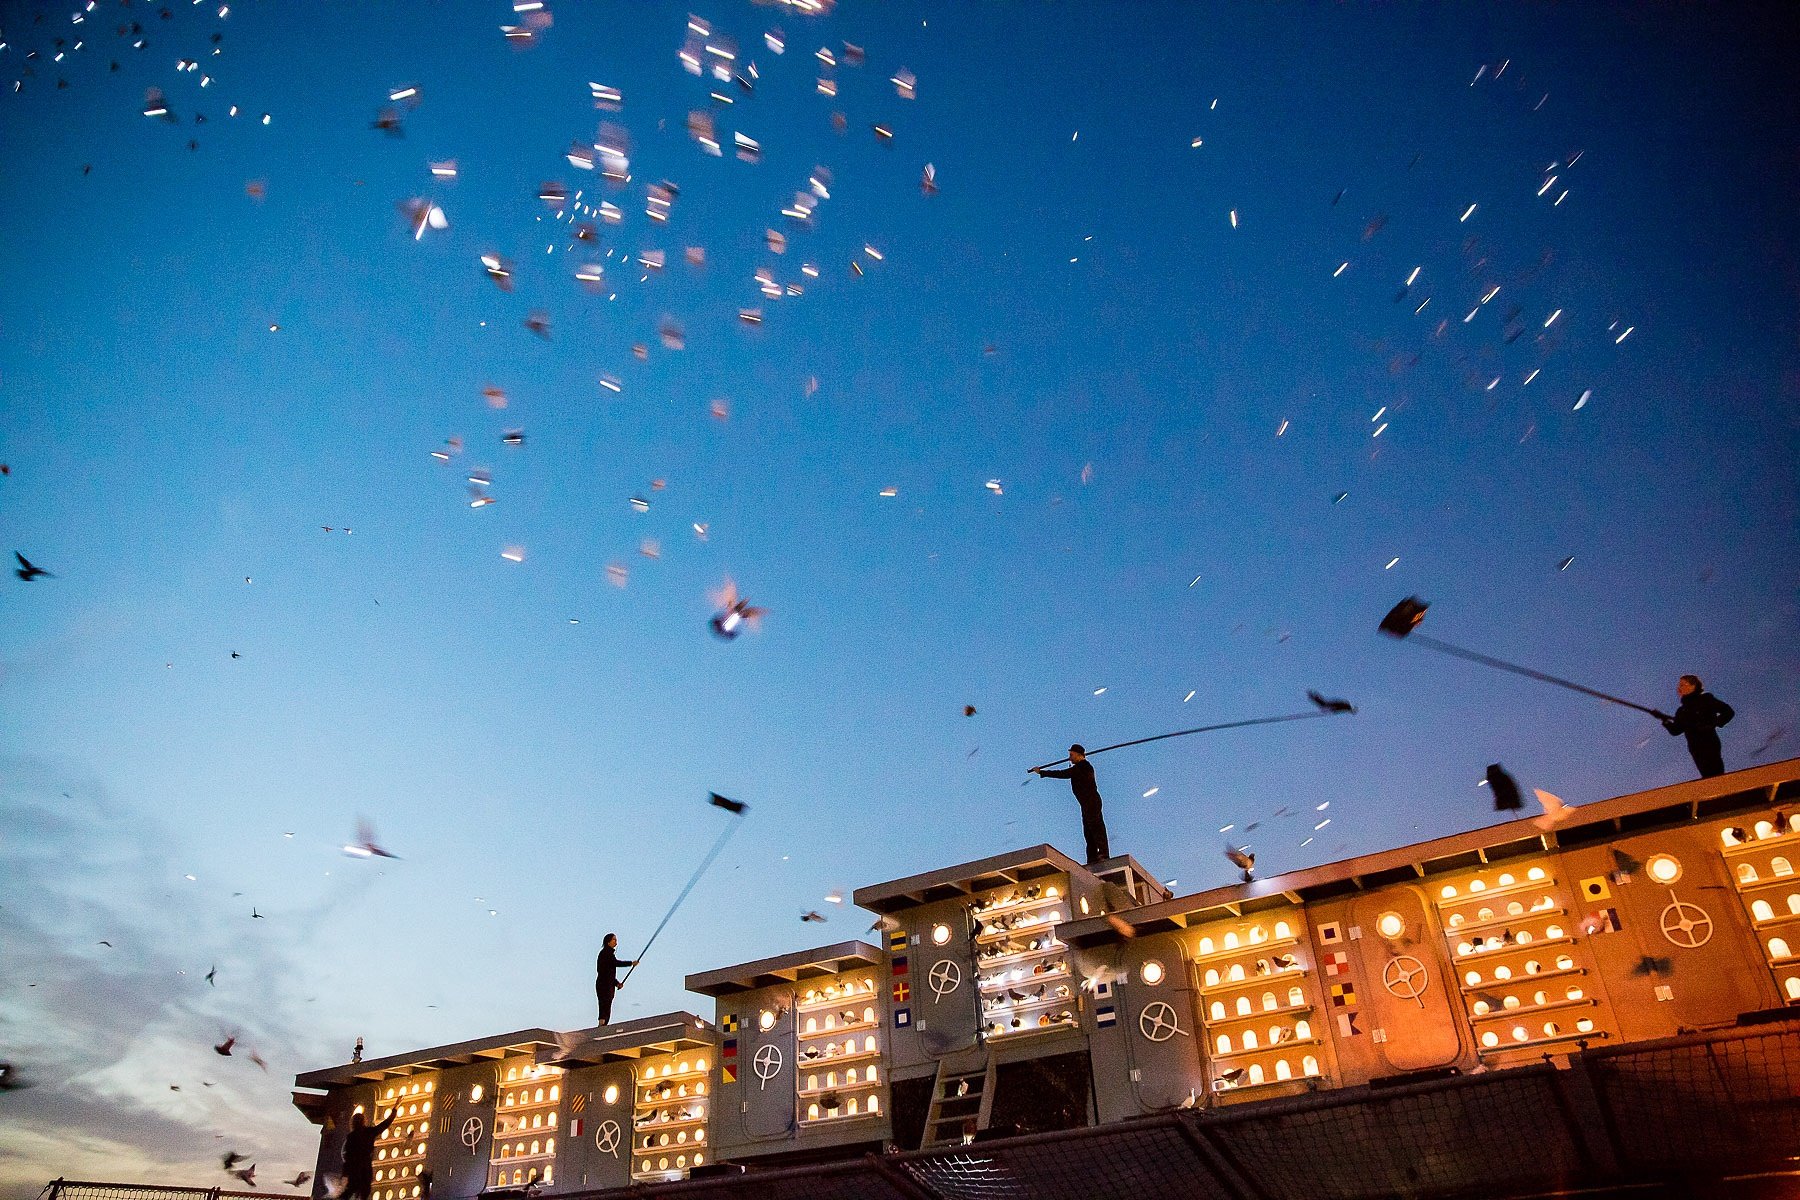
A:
[[931, 924, 951, 945], [603, 1084, 619, 1105], [1646, 855, 1682, 884], [1481, 1030, 1499, 1047], [1376, 912, 1405, 939], [1140, 960, 1165, 986], [758, 1009, 776, 1032]]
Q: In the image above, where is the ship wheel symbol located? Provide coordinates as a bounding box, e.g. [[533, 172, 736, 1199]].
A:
[[1138, 1001, 1186, 1042], [459, 1116, 484, 1156], [1382, 955, 1430, 1006], [751, 1043, 784, 1090], [1659, 891, 1713, 948], [928, 959, 963, 999], [595, 1120, 622, 1157]]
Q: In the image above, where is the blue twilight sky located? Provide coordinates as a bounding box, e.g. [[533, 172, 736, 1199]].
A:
[[2, 0, 1796, 1191]]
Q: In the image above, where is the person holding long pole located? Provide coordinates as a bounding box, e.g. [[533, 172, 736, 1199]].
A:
[[595, 933, 636, 1027], [1030, 746, 1110, 865]]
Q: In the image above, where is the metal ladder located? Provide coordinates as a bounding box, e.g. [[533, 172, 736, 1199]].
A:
[[919, 1051, 996, 1148]]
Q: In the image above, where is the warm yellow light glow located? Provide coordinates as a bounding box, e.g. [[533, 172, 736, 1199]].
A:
[[759, 1009, 776, 1031], [1647, 854, 1681, 884], [1377, 912, 1405, 939], [932, 924, 951, 945], [1141, 960, 1165, 985]]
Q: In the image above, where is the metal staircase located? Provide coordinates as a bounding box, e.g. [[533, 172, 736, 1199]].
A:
[[919, 1050, 996, 1148]]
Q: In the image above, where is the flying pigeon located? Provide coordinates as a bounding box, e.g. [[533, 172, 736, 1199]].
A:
[[344, 819, 399, 859], [14, 552, 52, 581], [708, 580, 767, 640], [214, 1036, 236, 1057], [1306, 690, 1356, 714], [285, 1174, 312, 1189], [1486, 764, 1525, 812], [1225, 845, 1255, 882]]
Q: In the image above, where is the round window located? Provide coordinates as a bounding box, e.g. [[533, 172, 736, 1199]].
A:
[[602, 1084, 618, 1105], [1140, 960, 1165, 986], [1646, 854, 1682, 884], [1376, 912, 1405, 939], [758, 1009, 776, 1032], [931, 924, 951, 946]]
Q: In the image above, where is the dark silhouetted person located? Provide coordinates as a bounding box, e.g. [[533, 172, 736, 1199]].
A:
[[341, 1107, 395, 1200], [1658, 674, 1735, 778], [595, 933, 635, 1026], [1031, 744, 1111, 863]]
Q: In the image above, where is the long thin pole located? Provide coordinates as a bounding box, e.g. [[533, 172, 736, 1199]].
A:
[[1408, 633, 1661, 716], [1028, 709, 1342, 774], [620, 817, 743, 986]]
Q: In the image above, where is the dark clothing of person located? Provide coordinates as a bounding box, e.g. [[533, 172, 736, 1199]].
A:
[[1663, 690, 1735, 778], [1040, 759, 1111, 863], [342, 1113, 395, 1200], [595, 946, 635, 1026]]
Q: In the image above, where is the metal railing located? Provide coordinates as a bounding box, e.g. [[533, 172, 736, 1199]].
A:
[[40, 1182, 296, 1200], [47, 1017, 1800, 1200]]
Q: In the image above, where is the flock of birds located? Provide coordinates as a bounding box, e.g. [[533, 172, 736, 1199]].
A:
[[5, 0, 1769, 1190]]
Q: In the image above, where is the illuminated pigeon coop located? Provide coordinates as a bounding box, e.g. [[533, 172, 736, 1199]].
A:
[[627, 1043, 713, 1182], [685, 941, 889, 1164], [544, 1012, 718, 1191], [292, 1029, 564, 1200], [1722, 813, 1800, 1003], [486, 1057, 564, 1191], [855, 847, 1161, 1147], [369, 1074, 436, 1200]]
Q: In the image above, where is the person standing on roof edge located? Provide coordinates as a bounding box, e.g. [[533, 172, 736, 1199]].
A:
[[1657, 675, 1735, 779], [1031, 744, 1111, 864], [595, 932, 635, 1026]]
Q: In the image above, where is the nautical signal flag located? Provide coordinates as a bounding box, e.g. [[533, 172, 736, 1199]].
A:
[[1337, 1012, 1361, 1038], [722, 1038, 738, 1060], [570, 1093, 586, 1113], [1329, 982, 1357, 1007], [894, 1007, 911, 1029], [1580, 876, 1612, 902], [722, 1013, 739, 1034], [721, 1063, 737, 1084], [892, 955, 909, 977], [892, 980, 910, 1003], [888, 930, 908, 953], [1324, 950, 1350, 977], [1095, 1005, 1116, 1028], [570, 1117, 583, 1138]]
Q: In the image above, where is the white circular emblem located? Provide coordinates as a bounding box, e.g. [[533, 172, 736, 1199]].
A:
[[752, 1043, 783, 1090], [596, 1120, 622, 1156], [1138, 1001, 1184, 1042], [928, 959, 963, 999], [1382, 955, 1429, 1004], [1659, 893, 1713, 948]]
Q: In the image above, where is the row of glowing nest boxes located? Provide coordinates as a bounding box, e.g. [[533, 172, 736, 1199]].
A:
[[320, 812, 1800, 1193]]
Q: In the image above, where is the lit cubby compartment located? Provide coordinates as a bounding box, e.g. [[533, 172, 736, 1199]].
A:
[[1436, 862, 1614, 1056], [1720, 815, 1800, 1004], [972, 878, 1077, 1039], [631, 1049, 709, 1182], [487, 1061, 563, 1191], [1194, 908, 1322, 1096], [797, 970, 886, 1124], [368, 1074, 435, 1200]]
